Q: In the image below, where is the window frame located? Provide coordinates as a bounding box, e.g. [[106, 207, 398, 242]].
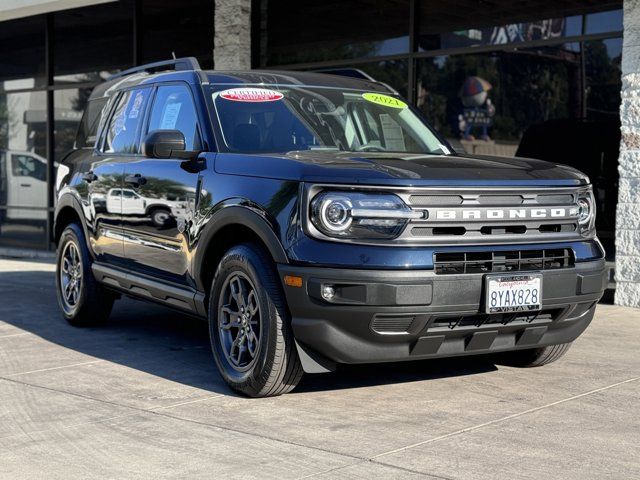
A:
[[141, 81, 204, 154]]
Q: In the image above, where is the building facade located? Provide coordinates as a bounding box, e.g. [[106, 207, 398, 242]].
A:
[[0, 0, 636, 305]]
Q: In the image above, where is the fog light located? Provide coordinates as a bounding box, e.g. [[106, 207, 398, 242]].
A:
[[322, 285, 336, 301]]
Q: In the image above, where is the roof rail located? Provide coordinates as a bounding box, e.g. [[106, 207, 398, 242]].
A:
[[313, 68, 377, 82], [108, 57, 201, 80], [312, 67, 398, 94]]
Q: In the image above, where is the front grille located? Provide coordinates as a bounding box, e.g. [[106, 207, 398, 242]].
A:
[[433, 248, 574, 275], [430, 308, 561, 330], [396, 187, 586, 245]]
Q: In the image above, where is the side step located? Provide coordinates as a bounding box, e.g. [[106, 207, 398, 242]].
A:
[[92, 263, 207, 317]]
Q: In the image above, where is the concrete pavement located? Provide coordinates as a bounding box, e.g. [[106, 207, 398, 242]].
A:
[[0, 257, 638, 479]]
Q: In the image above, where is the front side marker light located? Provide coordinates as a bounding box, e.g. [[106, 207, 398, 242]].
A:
[[284, 275, 303, 288]]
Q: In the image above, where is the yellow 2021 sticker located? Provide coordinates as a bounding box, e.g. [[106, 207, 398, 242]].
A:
[[362, 92, 407, 109]]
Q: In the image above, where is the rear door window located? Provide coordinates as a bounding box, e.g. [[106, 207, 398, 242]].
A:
[[103, 88, 151, 154]]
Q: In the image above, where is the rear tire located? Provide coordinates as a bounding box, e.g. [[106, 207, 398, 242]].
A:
[[208, 243, 303, 397], [56, 223, 115, 327], [499, 343, 572, 367]]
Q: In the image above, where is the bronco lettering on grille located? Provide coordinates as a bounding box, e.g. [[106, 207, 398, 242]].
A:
[[433, 207, 578, 221]]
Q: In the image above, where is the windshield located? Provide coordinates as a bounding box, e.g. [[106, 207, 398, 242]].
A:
[[209, 85, 449, 155]]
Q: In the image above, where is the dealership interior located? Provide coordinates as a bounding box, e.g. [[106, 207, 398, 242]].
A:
[[0, 0, 623, 269]]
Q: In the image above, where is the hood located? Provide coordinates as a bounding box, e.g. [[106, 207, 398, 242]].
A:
[[214, 150, 589, 187]]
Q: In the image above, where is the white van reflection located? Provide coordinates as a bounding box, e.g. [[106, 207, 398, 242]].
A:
[[0, 150, 49, 221], [106, 188, 189, 227]]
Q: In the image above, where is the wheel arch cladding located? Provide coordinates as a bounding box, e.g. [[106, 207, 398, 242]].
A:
[[194, 205, 289, 293], [54, 195, 88, 246]]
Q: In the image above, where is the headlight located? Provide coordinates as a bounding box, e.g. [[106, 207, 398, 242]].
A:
[[577, 198, 591, 225], [577, 188, 596, 233], [310, 191, 422, 240]]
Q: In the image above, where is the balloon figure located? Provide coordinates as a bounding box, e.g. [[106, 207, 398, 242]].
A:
[[459, 76, 495, 141]]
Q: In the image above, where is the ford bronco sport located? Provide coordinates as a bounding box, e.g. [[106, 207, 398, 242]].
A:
[[54, 58, 607, 397]]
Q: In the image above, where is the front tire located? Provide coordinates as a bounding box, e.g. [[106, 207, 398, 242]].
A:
[[208, 243, 303, 397], [56, 223, 115, 326], [499, 343, 572, 367], [149, 208, 171, 227]]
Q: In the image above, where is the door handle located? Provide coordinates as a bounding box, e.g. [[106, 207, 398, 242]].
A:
[[20, 183, 32, 188], [125, 173, 147, 187], [82, 171, 98, 183]]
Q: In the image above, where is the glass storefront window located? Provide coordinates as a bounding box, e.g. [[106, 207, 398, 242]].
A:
[[1, 91, 48, 208], [54, 88, 92, 162], [264, 0, 409, 66], [142, 0, 215, 68], [585, 9, 623, 35], [0, 0, 625, 251], [0, 91, 49, 249], [585, 37, 622, 121], [0, 16, 47, 91], [417, 1, 582, 52], [0, 207, 49, 249], [53, 1, 134, 84], [416, 45, 580, 155]]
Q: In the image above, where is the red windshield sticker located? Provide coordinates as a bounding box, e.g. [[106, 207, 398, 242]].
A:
[[218, 88, 284, 102]]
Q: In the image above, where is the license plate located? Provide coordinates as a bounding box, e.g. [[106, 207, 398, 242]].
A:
[[485, 274, 542, 314]]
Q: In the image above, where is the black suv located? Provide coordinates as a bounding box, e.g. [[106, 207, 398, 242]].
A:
[[54, 58, 606, 397]]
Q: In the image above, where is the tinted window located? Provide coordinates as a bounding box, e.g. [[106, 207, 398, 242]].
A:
[[103, 88, 151, 154], [148, 84, 201, 150], [75, 97, 108, 149]]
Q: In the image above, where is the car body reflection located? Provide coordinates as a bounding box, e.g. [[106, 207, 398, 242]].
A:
[[106, 187, 190, 228]]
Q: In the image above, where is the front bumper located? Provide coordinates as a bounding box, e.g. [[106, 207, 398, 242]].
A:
[[278, 259, 607, 369]]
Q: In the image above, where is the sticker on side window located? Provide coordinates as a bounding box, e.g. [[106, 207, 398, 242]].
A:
[[362, 93, 407, 109], [160, 102, 182, 129], [218, 88, 284, 102], [128, 91, 145, 119]]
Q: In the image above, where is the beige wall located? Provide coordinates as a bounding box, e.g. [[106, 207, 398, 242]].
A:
[[615, 0, 640, 306], [214, 0, 252, 70]]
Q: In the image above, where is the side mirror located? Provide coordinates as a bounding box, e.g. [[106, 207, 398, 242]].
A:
[[142, 130, 199, 160]]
